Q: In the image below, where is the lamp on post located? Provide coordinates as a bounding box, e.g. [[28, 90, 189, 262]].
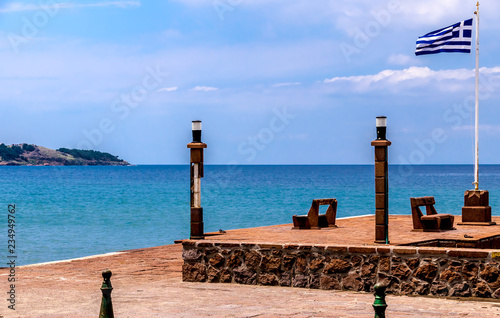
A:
[[192, 120, 202, 143], [376, 116, 387, 140], [187, 120, 207, 239], [372, 116, 391, 244]]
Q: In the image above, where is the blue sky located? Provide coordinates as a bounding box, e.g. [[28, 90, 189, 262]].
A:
[[1, 0, 500, 165]]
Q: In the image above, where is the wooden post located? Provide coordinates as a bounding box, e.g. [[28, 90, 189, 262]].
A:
[[372, 116, 391, 244], [187, 121, 207, 239]]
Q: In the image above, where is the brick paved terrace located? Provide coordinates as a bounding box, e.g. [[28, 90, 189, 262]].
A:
[[0, 215, 500, 316], [1, 239, 500, 317], [197, 215, 500, 248]]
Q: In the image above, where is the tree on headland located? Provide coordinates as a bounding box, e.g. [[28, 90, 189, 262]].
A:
[[56, 148, 125, 163], [22, 144, 36, 152], [0, 143, 24, 161]]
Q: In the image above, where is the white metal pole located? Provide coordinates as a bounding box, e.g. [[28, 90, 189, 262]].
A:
[[193, 163, 201, 207], [474, 2, 480, 191]]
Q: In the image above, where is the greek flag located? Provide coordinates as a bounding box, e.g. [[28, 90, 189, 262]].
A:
[[415, 18, 473, 55]]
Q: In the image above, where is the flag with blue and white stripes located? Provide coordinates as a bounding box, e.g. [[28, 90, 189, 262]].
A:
[[415, 18, 473, 56]]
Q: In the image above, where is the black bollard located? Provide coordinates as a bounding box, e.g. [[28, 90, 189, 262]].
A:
[[373, 283, 387, 318], [99, 269, 114, 318]]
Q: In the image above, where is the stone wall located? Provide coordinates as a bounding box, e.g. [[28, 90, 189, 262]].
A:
[[182, 241, 500, 298]]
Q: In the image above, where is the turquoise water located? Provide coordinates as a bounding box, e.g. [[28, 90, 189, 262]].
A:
[[2, 165, 500, 265]]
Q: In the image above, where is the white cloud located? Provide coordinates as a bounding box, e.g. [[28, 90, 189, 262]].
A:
[[169, 0, 206, 7], [285, 133, 308, 141], [272, 82, 301, 87], [326, 66, 500, 84], [481, 66, 500, 74], [325, 66, 470, 88], [387, 54, 419, 66], [171, 0, 500, 33], [64, 1, 141, 9], [323, 66, 500, 93], [0, 36, 340, 109], [161, 29, 182, 39], [192, 86, 218, 91], [0, 3, 39, 12], [0, 1, 140, 13], [397, 1, 465, 27], [454, 124, 500, 134], [157, 86, 178, 92]]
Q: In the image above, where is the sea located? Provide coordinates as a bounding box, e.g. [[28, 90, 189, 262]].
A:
[[2, 164, 500, 266]]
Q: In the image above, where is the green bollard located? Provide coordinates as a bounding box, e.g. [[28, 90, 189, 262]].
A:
[[373, 283, 387, 318], [99, 269, 114, 318]]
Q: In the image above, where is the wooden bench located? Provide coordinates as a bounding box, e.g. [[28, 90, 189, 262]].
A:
[[292, 199, 337, 230], [410, 196, 455, 232]]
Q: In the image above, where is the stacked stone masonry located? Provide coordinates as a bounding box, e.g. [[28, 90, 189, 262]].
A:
[[182, 241, 500, 298]]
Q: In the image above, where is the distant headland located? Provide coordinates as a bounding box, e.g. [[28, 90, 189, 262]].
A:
[[0, 144, 130, 166]]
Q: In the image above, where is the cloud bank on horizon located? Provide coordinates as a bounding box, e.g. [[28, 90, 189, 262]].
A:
[[0, 0, 499, 165]]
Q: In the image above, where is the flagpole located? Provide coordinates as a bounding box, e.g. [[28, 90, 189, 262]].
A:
[[473, 1, 479, 191], [458, 1, 494, 227]]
